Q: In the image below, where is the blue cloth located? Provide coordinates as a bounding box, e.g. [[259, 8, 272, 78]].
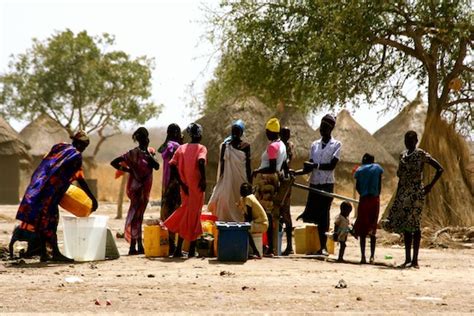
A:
[[224, 119, 245, 143], [354, 163, 384, 197]]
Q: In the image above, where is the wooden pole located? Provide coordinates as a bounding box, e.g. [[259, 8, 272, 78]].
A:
[[116, 174, 128, 219]]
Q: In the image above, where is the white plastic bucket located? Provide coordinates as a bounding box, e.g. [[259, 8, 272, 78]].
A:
[[251, 233, 263, 256], [62, 215, 108, 261]]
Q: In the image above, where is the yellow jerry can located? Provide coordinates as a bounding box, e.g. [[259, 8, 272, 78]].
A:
[[144, 225, 169, 257], [59, 184, 92, 217], [294, 224, 321, 255]]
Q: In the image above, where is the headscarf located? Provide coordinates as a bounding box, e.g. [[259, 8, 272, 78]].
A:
[[321, 114, 336, 128], [265, 118, 280, 133], [186, 122, 203, 138], [224, 119, 245, 143], [71, 130, 89, 143]]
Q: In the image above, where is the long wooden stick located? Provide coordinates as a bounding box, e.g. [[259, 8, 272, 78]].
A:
[[292, 182, 359, 204]]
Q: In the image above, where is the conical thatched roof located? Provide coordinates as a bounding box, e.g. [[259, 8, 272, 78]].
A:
[[20, 114, 70, 157], [0, 116, 29, 157], [318, 110, 397, 166], [373, 95, 427, 160], [196, 96, 273, 163]]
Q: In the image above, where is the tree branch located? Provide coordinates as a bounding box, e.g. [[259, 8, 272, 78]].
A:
[[439, 38, 469, 109], [446, 98, 473, 107]]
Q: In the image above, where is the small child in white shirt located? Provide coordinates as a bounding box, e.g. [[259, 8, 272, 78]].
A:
[[333, 202, 353, 262]]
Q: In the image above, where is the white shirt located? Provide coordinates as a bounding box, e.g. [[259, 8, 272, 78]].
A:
[[309, 138, 341, 185], [259, 140, 287, 172]]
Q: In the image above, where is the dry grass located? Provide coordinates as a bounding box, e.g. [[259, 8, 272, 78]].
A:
[[90, 163, 163, 202]]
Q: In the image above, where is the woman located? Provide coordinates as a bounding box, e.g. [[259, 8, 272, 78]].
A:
[[15, 131, 98, 262], [385, 131, 443, 268], [111, 127, 160, 255], [295, 114, 341, 255], [253, 118, 287, 256], [164, 123, 207, 258], [158, 124, 182, 254], [208, 119, 251, 221]]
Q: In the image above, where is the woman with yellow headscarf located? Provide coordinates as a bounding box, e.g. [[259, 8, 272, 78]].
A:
[[252, 117, 287, 256]]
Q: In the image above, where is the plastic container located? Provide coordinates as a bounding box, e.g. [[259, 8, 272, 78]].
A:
[[216, 221, 251, 262], [294, 224, 321, 255], [326, 233, 335, 255], [62, 215, 108, 261], [144, 225, 169, 257], [251, 233, 263, 256], [59, 185, 92, 217]]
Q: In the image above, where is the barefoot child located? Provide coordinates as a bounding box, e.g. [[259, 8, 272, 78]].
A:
[[333, 202, 353, 262], [239, 183, 268, 258]]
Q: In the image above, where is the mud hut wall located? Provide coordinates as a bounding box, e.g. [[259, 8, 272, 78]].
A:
[[0, 155, 20, 204]]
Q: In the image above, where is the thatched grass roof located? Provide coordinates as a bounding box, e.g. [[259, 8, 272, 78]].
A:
[[19, 114, 70, 157], [318, 110, 397, 166], [373, 95, 427, 160], [196, 96, 273, 163], [0, 116, 30, 157]]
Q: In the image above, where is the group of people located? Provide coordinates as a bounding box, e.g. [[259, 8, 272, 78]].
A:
[[10, 112, 444, 268]]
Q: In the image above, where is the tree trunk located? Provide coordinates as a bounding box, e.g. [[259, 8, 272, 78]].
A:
[[419, 113, 473, 227], [116, 174, 128, 220]]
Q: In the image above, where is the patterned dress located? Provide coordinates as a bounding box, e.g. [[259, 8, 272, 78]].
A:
[[385, 148, 432, 233], [122, 147, 155, 243], [16, 143, 84, 245]]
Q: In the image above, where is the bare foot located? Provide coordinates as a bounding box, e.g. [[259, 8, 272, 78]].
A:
[[369, 257, 375, 264], [360, 257, 367, 264]]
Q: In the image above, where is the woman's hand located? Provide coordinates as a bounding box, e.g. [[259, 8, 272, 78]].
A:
[[423, 183, 433, 195], [91, 199, 99, 212]]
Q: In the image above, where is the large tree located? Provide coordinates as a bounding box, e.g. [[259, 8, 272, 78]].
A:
[[0, 29, 160, 156], [207, 1, 473, 226]]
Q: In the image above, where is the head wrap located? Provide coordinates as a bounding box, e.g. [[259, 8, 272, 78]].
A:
[[232, 119, 245, 133], [186, 122, 203, 138], [321, 114, 336, 128], [265, 118, 280, 133], [71, 130, 89, 142]]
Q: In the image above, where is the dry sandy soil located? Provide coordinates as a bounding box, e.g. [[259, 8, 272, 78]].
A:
[[0, 203, 473, 315]]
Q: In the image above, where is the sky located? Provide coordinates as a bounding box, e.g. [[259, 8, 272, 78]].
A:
[[0, 0, 421, 134]]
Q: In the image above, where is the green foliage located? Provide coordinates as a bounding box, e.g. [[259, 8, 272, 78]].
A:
[[206, 0, 473, 129], [0, 29, 160, 138]]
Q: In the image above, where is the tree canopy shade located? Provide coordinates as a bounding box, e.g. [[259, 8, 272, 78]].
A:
[[0, 30, 160, 156], [206, 1, 473, 226], [206, 1, 472, 127]]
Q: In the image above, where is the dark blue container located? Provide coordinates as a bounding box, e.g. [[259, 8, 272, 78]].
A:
[[216, 221, 251, 262]]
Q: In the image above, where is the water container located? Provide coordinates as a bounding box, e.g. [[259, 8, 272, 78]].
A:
[[326, 234, 335, 255], [59, 185, 92, 217], [216, 221, 251, 262], [294, 224, 321, 255], [62, 215, 108, 261], [144, 225, 169, 257]]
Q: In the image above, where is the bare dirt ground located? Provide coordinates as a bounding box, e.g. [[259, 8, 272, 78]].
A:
[[0, 203, 473, 315]]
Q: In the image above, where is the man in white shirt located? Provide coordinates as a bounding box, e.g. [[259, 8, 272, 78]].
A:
[[295, 114, 341, 255]]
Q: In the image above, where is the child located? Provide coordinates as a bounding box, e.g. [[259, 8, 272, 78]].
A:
[[164, 123, 207, 258], [239, 182, 268, 259], [353, 153, 383, 264], [279, 126, 295, 255], [333, 202, 353, 262]]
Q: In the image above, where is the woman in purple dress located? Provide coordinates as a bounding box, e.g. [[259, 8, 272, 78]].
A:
[[158, 123, 182, 254]]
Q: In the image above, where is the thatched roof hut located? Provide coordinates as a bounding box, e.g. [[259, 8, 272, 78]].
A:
[[19, 113, 70, 157], [196, 97, 273, 199], [373, 95, 427, 160], [314, 110, 399, 198], [0, 116, 31, 204]]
